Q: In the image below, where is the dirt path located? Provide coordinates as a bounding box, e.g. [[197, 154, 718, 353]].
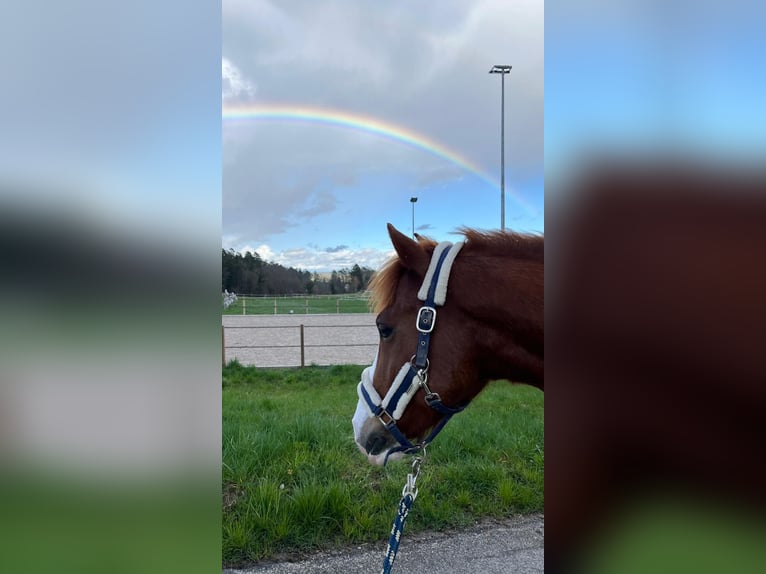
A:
[[223, 513, 544, 574], [222, 313, 378, 367]]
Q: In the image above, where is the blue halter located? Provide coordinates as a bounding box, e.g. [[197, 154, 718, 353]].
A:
[[358, 241, 466, 464]]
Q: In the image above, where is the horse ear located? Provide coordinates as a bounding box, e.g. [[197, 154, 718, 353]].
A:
[[387, 223, 429, 274]]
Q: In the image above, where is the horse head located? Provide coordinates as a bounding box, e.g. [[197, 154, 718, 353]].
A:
[[353, 223, 544, 465]]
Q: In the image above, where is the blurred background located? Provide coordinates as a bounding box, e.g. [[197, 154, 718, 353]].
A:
[[0, 1, 221, 573]]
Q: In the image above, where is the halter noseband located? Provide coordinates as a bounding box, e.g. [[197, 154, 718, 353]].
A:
[[358, 241, 466, 464]]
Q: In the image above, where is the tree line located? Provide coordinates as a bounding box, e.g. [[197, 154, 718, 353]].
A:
[[222, 249, 376, 295]]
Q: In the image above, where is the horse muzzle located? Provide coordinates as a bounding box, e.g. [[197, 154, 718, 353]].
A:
[[352, 393, 405, 466]]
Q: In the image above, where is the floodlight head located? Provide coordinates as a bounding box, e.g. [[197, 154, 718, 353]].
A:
[[410, 197, 418, 203], [489, 65, 512, 74]]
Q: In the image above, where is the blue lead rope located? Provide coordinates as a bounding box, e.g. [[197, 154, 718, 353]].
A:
[[380, 455, 424, 574], [381, 492, 415, 574]]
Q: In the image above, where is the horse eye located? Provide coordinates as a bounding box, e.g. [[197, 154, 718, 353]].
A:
[[377, 322, 394, 340]]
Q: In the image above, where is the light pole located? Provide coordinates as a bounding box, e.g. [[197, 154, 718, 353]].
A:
[[489, 64, 511, 230], [410, 197, 418, 239]]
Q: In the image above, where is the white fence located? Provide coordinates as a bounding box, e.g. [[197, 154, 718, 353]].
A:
[[222, 313, 379, 368], [222, 293, 371, 315]]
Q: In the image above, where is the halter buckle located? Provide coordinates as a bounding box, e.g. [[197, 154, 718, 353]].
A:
[[416, 306, 437, 333], [378, 409, 395, 426]]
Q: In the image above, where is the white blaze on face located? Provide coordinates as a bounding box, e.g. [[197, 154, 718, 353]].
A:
[[352, 349, 408, 466], [352, 349, 377, 453], [351, 398, 369, 455]]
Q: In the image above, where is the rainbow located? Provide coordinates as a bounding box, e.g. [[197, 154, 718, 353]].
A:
[[223, 103, 534, 212]]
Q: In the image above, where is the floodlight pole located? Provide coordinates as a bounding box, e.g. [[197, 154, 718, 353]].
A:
[[489, 65, 512, 230], [410, 197, 418, 239]]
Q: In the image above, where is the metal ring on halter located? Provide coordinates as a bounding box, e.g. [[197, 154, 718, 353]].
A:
[[410, 355, 429, 373], [411, 357, 430, 386]]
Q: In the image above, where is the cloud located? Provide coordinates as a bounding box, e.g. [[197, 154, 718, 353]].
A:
[[222, 57, 256, 102], [235, 243, 275, 262], [298, 190, 336, 218], [416, 224, 434, 231], [223, 125, 379, 242], [228, 243, 394, 272]]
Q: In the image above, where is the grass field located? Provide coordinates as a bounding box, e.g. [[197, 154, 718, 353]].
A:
[[222, 362, 544, 566], [223, 294, 371, 315]]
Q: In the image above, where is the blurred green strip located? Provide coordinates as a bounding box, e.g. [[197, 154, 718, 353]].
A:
[[584, 497, 766, 574], [0, 476, 220, 574]]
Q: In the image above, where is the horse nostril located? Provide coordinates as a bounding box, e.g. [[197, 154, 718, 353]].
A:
[[365, 432, 389, 456]]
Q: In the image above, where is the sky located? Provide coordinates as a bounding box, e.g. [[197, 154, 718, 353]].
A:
[[544, 0, 766, 183], [222, 0, 543, 272]]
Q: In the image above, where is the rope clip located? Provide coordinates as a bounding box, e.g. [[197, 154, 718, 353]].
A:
[[402, 452, 425, 500]]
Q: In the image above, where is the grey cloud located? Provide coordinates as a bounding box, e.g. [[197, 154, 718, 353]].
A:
[[223, 0, 542, 176], [223, 127, 364, 242], [298, 191, 337, 219]]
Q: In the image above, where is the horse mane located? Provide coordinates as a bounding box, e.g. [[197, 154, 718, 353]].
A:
[[368, 228, 543, 314]]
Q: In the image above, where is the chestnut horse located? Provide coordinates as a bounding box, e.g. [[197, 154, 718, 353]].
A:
[[352, 223, 543, 465]]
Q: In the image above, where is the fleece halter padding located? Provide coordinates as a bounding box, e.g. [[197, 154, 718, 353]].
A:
[[358, 240, 466, 462], [417, 241, 464, 305], [357, 363, 424, 421]]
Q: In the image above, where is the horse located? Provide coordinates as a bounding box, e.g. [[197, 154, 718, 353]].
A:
[[352, 223, 544, 466], [545, 164, 766, 573]]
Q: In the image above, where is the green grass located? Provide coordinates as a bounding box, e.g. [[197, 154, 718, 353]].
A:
[[222, 362, 544, 566], [223, 294, 371, 315]]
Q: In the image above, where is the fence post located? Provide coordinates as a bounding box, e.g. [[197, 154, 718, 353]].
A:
[[300, 324, 305, 368], [242, 297, 246, 315], [221, 325, 225, 367], [305, 297, 309, 315], [336, 298, 340, 314], [274, 297, 277, 315]]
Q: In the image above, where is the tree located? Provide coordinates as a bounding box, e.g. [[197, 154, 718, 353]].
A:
[[222, 250, 376, 295], [350, 264, 363, 292]]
